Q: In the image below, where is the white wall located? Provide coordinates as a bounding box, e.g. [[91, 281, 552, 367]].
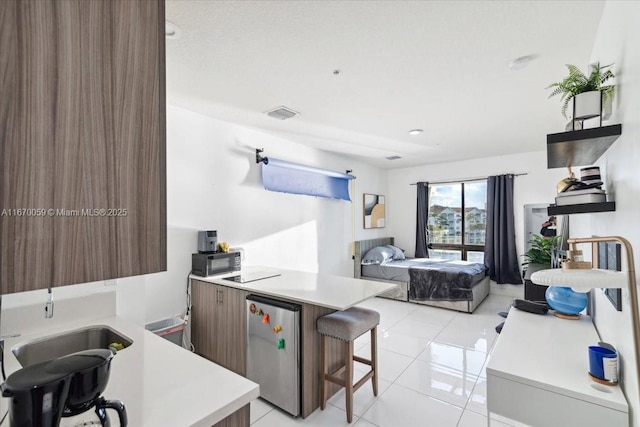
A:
[[142, 105, 388, 323], [386, 151, 567, 264], [569, 2, 640, 425]]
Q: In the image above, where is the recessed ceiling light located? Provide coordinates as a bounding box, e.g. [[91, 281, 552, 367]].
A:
[[408, 129, 423, 135], [165, 21, 181, 39]]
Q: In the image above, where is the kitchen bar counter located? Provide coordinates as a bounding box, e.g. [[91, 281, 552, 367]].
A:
[[190, 265, 395, 310], [189, 267, 394, 418], [2, 315, 259, 427]]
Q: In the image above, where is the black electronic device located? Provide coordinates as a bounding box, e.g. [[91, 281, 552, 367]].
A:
[[192, 251, 241, 277], [512, 299, 550, 315], [197, 230, 218, 253]]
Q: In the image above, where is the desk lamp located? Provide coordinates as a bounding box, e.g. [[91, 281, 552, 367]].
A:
[[530, 236, 639, 393]]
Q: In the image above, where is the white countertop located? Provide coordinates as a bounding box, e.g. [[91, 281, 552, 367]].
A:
[[190, 266, 396, 310], [487, 309, 628, 412], [1, 316, 259, 427]]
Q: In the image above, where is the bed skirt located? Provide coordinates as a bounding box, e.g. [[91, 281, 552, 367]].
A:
[[408, 275, 490, 313]]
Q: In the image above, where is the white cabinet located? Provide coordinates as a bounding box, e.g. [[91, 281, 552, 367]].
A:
[[487, 309, 628, 427]]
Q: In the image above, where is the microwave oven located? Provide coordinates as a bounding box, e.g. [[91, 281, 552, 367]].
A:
[[192, 252, 241, 277]]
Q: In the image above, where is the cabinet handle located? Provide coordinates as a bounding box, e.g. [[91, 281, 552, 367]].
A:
[[219, 289, 223, 304]]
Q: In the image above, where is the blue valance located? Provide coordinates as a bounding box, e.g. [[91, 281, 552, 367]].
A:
[[261, 158, 354, 201]]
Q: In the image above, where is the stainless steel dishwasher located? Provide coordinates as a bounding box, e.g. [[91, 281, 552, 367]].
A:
[[246, 294, 301, 416]]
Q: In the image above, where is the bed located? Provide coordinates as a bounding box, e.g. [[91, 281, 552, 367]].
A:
[[353, 237, 490, 313]]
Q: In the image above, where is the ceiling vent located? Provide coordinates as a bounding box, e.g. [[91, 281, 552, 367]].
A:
[[386, 155, 402, 160], [264, 106, 300, 120]]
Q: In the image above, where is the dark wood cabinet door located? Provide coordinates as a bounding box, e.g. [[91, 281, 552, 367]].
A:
[[191, 280, 248, 375], [217, 285, 248, 375], [0, 0, 166, 293], [192, 280, 217, 363]]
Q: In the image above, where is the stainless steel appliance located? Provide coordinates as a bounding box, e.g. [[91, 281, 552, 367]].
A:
[[191, 251, 240, 277], [246, 295, 301, 416], [1, 349, 127, 427], [197, 230, 217, 253]]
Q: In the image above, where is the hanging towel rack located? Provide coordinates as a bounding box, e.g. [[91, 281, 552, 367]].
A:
[[256, 148, 269, 165]]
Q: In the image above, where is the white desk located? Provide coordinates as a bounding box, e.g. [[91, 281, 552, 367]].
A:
[[487, 309, 629, 427]]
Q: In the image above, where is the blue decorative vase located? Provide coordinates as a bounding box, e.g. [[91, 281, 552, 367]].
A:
[[545, 286, 588, 316]]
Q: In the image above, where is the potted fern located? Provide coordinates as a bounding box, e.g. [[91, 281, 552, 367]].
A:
[[546, 63, 615, 126], [523, 234, 561, 267]]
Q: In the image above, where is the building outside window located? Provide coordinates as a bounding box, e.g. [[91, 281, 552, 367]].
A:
[[427, 181, 487, 263]]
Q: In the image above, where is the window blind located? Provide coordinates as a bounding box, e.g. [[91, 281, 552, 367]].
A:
[[261, 158, 354, 201]]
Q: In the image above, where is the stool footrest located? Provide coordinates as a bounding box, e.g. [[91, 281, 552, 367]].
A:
[[325, 369, 374, 393], [353, 370, 374, 392], [353, 355, 372, 366], [328, 365, 347, 380]]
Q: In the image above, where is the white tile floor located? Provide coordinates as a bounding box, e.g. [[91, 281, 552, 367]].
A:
[[250, 294, 517, 427]]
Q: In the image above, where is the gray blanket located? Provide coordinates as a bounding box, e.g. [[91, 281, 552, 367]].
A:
[[407, 259, 487, 301]]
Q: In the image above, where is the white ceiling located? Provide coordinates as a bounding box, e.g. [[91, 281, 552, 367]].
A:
[[165, 1, 605, 169]]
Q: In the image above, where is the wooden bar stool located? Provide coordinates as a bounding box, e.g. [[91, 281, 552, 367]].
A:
[[317, 307, 380, 423]]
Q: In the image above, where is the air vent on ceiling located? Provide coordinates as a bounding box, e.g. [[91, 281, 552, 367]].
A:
[[264, 106, 300, 120], [386, 155, 402, 160]]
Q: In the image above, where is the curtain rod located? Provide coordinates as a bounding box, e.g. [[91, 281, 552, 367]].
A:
[[410, 172, 528, 186]]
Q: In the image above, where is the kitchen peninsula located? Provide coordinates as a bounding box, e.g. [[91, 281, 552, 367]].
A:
[[190, 266, 395, 418]]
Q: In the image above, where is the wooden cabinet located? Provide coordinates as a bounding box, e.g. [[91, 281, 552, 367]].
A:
[[191, 279, 248, 376], [213, 404, 249, 427], [0, 0, 166, 293]]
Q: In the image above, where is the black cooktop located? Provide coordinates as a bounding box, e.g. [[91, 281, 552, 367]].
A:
[[222, 271, 281, 283]]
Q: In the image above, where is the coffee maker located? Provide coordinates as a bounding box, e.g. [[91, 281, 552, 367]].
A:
[[1, 349, 127, 427]]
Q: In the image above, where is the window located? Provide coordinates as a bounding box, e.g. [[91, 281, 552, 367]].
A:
[[428, 181, 487, 261]]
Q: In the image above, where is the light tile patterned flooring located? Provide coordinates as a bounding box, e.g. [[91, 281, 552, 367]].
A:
[[250, 294, 517, 427]]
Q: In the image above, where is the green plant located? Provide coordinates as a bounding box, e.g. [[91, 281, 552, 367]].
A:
[[523, 234, 561, 266], [546, 63, 615, 118]]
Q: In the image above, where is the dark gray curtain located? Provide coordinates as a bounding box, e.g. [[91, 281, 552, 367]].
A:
[[415, 182, 429, 258], [484, 175, 522, 284]]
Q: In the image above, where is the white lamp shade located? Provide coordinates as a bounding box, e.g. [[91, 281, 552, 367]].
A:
[[530, 269, 628, 292]]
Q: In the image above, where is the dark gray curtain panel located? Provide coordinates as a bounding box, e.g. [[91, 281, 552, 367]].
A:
[[484, 175, 522, 284], [415, 182, 430, 258]]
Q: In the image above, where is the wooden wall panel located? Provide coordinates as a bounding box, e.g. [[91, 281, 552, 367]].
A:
[[0, 0, 166, 293]]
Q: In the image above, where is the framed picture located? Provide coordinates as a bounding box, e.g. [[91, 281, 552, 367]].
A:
[[363, 194, 385, 229], [596, 241, 622, 311]]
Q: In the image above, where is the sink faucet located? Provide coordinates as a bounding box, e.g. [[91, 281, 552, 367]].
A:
[[45, 287, 54, 319]]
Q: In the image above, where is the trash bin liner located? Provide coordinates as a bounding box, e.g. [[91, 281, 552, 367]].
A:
[[146, 316, 185, 347]]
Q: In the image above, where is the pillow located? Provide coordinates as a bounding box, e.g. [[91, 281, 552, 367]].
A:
[[387, 245, 406, 260], [361, 245, 396, 265]]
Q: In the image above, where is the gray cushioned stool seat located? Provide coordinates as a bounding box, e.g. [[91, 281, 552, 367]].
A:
[[317, 307, 380, 341]]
